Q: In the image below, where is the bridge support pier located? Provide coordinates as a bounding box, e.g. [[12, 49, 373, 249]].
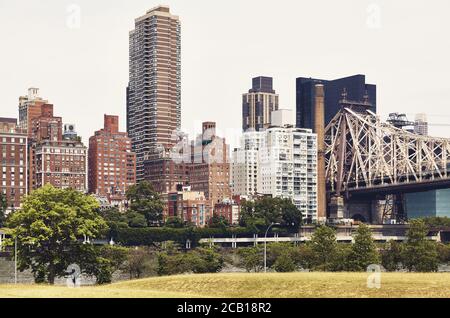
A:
[[329, 195, 344, 219], [329, 196, 384, 224]]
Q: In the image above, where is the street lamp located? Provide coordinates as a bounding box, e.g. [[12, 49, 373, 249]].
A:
[[14, 236, 17, 284], [264, 222, 280, 273]]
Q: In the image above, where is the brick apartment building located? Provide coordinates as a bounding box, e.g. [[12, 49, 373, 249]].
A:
[[0, 118, 27, 212], [88, 115, 136, 205], [188, 122, 232, 209], [19, 89, 88, 192], [144, 156, 189, 194], [213, 196, 242, 226], [167, 186, 212, 227], [18, 88, 53, 138], [33, 139, 87, 192]]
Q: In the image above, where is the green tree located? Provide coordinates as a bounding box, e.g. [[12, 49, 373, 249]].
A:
[[238, 246, 264, 272], [310, 226, 338, 271], [346, 224, 380, 271], [77, 244, 127, 285], [420, 217, 450, 228], [165, 216, 186, 228], [126, 181, 164, 227], [266, 243, 295, 268], [189, 247, 224, 274], [239, 201, 266, 230], [127, 211, 148, 228], [296, 244, 316, 270], [239, 197, 302, 231], [125, 247, 156, 279], [381, 241, 404, 272], [99, 207, 127, 224], [156, 241, 190, 276], [208, 215, 229, 229], [278, 198, 302, 230], [156, 245, 224, 276], [6, 185, 107, 284], [402, 219, 439, 272], [332, 244, 352, 272], [273, 252, 296, 272], [0, 192, 6, 228], [437, 243, 450, 265]]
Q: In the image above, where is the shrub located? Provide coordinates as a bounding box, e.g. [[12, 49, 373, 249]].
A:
[[156, 246, 224, 276], [381, 241, 404, 272], [238, 246, 263, 273], [273, 252, 296, 272], [189, 248, 224, 274]]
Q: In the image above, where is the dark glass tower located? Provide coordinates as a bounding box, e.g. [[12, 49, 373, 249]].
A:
[[296, 74, 376, 129]]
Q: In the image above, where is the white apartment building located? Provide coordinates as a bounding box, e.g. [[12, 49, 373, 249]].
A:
[[231, 131, 264, 197], [232, 126, 318, 222]]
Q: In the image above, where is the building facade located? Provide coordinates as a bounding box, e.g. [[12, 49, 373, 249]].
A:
[[18, 88, 53, 138], [167, 186, 212, 227], [232, 124, 318, 222], [231, 131, 264, 198], [414, 113, 428, 136], [405, 189, 450, 219], [33, 140, 87, 191], [242, 76, 279, 132], [127, 5, 181, 180], [144, 158, 188, 194], [213, 198, 241, 225], [0, 118, 27, 212], [188, 122, 232, 208], [296, 74, 376, 129], [23, 95, 88, 192], [88, 115, 136, 202]]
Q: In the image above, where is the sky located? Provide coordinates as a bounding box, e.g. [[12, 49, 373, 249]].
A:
[[1, 0, 450, 149]]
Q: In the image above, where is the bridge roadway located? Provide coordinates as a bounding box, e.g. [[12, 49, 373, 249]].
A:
[[343, 177, 450, 197]]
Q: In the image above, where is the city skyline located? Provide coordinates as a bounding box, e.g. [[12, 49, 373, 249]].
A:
[[2, 0, 450, 151]]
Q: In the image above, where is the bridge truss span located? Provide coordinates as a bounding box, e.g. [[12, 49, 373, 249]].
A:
[[325, 107, 450, 196]]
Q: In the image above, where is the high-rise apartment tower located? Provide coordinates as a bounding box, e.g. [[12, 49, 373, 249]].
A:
[[127, 5, 181, 180], [242, 77, 279, 132]]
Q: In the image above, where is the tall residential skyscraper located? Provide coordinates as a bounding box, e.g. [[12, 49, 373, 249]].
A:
[[242, 76, 279, 132], [127, 5, 181, 180], [296, 74, 376, 129]]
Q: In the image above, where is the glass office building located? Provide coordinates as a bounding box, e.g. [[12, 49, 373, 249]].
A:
[[296, 74, 376, 129], [405, 189, 450, 219]]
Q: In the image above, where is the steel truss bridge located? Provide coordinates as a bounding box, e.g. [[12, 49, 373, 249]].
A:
[[324, 101, 450, 222]]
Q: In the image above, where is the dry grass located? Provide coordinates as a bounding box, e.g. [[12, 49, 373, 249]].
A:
[[1, 272, 450, 298]]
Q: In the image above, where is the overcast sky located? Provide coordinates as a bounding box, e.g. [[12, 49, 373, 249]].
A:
[[1, 0, 450, 148]]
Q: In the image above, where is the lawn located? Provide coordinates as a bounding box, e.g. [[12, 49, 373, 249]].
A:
[[0, 272, 450, 298]]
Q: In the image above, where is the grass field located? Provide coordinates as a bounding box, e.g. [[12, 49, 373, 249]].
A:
[[1, 272, 450, 298]]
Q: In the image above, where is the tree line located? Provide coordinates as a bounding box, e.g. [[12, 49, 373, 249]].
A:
[[1, 183, 450, 285], [238, 221, 450, 273]]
